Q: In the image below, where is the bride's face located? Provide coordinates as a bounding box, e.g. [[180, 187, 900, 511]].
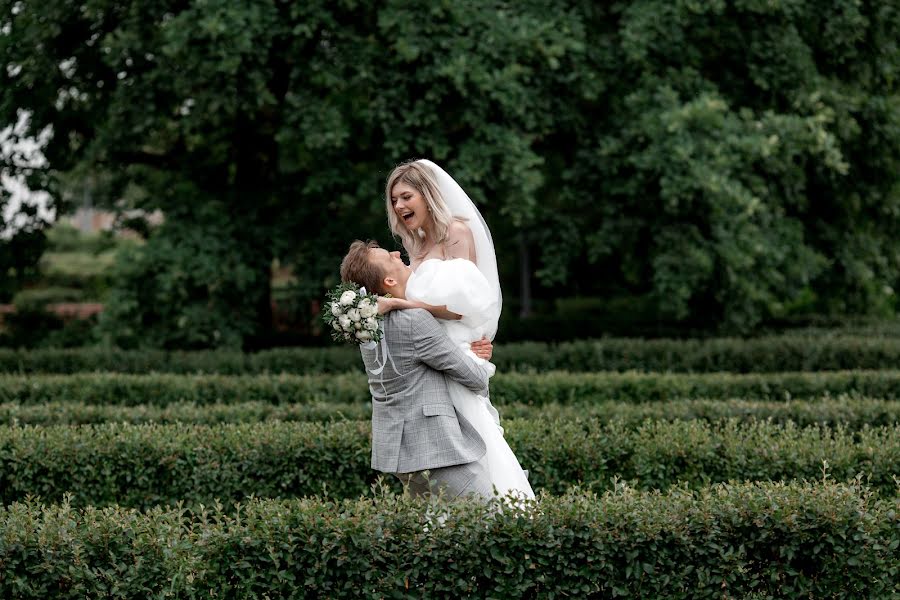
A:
[[390, 182, 429, 232]]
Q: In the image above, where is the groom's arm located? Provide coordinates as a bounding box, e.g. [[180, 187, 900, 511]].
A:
[[406, 309, 490, 395]]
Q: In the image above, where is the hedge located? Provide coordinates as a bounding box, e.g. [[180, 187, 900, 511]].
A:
[[0, 400, 372, 425], [2, 419, 898, 508], [5, 369, 900, 408], [1, 482, 897, 598], [3, 396, 900, 429], [4, 334, 900, 374]]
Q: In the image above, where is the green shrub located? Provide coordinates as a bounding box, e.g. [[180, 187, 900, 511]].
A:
[[5, 335, 900, 373], [0, 306, 66, 349], [10, 287, 85, 307], [39, 251, 116, 278], [4, 370, 900, 407], [45, 223, 121, 252], [3, 396, 899, 430], [491, 336, 900, 373], [0, 372, 366, 405], [0, 346, 355, 374], [489, 369, 900, 405], [0, 421, 375, 507], [1, 482, 896, 598], [1, 419, 898, 508], [38, 251, 116, 298], [0, 400, 372, 425], [2, 285, 98, 350], [0, 312, 100, 350]]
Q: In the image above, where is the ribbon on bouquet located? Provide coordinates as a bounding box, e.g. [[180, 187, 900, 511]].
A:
[[358, 287, 400, 394]]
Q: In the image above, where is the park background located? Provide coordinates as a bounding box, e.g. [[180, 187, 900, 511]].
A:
[[2, 0, 899, 349], [1, 1, 900, 598]]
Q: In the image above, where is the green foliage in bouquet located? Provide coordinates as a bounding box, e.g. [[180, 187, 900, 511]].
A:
[[322, 282, 384, 345]]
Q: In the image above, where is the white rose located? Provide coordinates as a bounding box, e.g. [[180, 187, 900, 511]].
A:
[[339, 315, 351, 329], [332, 320, 341, 331], [355, 322, 362, 330], [364, 317, 377, 330], [356, 330, 371, 342], [339, 290, 357, 306], [331, 303, 343, 316], [359, 302, 377, 319], [347, 308, 361, 322]]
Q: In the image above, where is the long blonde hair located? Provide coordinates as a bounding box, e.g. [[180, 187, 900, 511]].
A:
[[385, 160, 456, 259]]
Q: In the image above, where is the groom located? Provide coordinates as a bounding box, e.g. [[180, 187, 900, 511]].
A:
[[340, 240, 495, 501]]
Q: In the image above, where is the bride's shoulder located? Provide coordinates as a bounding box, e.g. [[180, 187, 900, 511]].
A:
[[444, 219, 475, 260], [447, 218, 473, 237]]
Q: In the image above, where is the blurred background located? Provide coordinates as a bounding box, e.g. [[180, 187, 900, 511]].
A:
[[1, 1, 898, 350]]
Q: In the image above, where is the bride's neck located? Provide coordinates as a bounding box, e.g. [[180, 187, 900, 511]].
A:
[[422, 222, 436, 241], [418, 220, 440, 251]]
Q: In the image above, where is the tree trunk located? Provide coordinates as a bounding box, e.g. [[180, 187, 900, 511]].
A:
[[518, 232, 532, 319], [252, 261, 275, 349]]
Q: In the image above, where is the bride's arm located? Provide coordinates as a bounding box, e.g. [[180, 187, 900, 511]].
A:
[[442, 220, 494, 359], [377, 297, 462, 320]]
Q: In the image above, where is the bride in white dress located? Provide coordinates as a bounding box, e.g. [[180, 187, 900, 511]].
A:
[[377, 158, 535, 500]]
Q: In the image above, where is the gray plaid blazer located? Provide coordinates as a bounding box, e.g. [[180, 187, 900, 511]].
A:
[[361, 308, 490, 474]]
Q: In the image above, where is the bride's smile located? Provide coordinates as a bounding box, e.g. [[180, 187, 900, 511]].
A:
[[390, 182, 429, 233]]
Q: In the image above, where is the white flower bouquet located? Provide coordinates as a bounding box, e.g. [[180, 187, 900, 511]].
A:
[[322, 282, 384, 345]]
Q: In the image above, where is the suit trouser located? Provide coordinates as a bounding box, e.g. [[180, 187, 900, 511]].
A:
[[395, 460, 494, 502]]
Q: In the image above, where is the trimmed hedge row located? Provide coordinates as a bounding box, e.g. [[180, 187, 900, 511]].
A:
[[0, 346, 358, 375], [0, 400, 371, 425], [4, 396, 900, 429], [2, 419, 898, 508], [2, 482, 897, 598], [5, 369, 900, 407], [4, 334, 900, 374]]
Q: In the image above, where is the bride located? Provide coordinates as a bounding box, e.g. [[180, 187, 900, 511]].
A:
[[377, 158, 535, 500]]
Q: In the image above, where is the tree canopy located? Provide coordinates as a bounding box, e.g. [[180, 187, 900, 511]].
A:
[[1, 0, 898, 346]]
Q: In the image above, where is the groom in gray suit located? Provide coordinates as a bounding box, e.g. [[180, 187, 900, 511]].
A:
[[341, 240, 494, 501]]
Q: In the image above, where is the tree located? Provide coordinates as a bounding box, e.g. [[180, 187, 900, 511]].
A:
[[1, 116, 51, 303], [553, 0, 900, 330], [2, 0, 898, 344], [0, 0, 590, 346], [1, 0, 389, 347]]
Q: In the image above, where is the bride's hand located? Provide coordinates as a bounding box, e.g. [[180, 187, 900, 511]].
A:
[[377, 297, 417, 315], [377, 297, 398, 315], [470, 336, 493, 360], [379, 298, 463, 320]]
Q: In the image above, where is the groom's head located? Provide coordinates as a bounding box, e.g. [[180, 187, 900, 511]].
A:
[[340, 240, 410, 298]]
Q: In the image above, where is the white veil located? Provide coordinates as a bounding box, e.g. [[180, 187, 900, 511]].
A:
[[416, 159, 502, 340]]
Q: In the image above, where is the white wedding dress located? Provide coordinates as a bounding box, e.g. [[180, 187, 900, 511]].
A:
[[406, 257, 535, 500]]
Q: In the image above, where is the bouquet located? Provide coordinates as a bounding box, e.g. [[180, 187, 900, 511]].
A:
[[322, 282, 384, 345]]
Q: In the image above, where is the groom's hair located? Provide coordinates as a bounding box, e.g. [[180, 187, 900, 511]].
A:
[[340, 240, 386, 294]]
